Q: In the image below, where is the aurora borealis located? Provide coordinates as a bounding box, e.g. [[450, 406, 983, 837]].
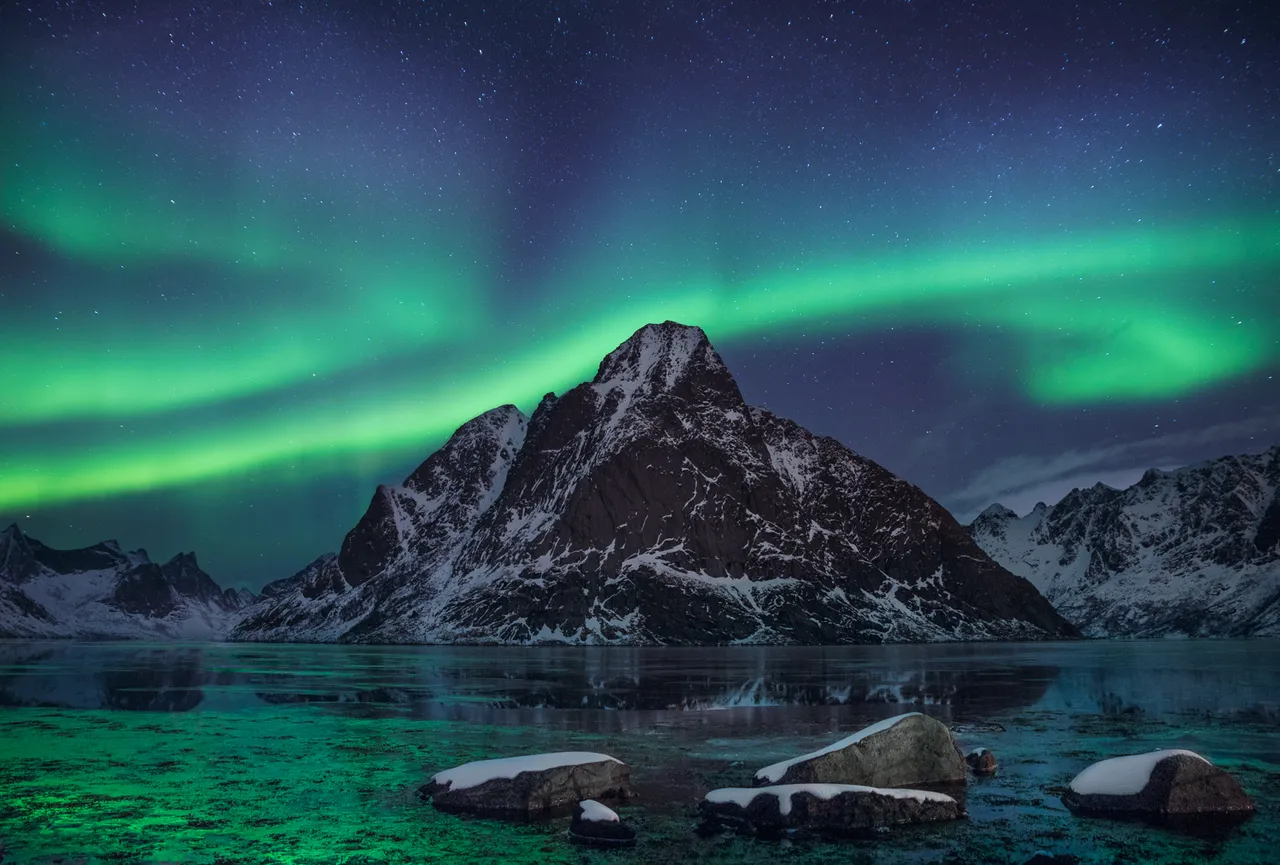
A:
[[2, 0, 1277, 587]]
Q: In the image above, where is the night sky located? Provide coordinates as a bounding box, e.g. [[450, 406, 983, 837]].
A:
[[2, 0, 1277, 590]]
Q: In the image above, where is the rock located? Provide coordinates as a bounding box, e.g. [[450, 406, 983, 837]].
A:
[[966, 747, 998, 776], [699, 784, 962, 835], [1023, 855, 1080, 865], [1061, 750, 1254, 825], [568, 799, 636, 848], [420, 752, 630, 819], [754, 712, 967, 788]]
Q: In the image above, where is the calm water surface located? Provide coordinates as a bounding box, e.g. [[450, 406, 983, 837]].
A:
[[1, 640, 1277, 863]]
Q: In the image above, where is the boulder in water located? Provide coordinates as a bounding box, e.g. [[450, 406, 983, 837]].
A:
[[1061, 750, 1253, 825], [754, 713, 967, 788], [569, 799, 636, 847], [420, 752, 630, 819]]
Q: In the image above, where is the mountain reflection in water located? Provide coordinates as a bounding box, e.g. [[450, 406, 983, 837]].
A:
[[2, 641, 1278, 727]]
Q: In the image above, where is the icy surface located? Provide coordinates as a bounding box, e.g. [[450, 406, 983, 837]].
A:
[[755, 712, 921, 782], [706, 783, 955, 816], [1068, 749, 1209, 796], [578, 799, 620, 822], [431, 752, 623, 791], [2, 640, 1278, 864]]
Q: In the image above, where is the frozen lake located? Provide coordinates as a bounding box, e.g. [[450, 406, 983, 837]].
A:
[[1, 640, 1277, 863]]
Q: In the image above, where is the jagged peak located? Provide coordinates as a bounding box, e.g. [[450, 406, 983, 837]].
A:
[[978, 503, 1018, 520], [162, 551, 200, 569], [1031, 501, 1048, 513], [592, 321, 723, 391], [1139, 467, 1167, 486], [444, 404, 527, 449], [0, 524, 26, 554], [473, 403, 526, 429], [404, 404, 528, 492]]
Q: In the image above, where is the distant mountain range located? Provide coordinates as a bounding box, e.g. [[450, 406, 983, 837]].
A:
[[0, 524, 252, 639], [968, 446, 1280, 637], [232, 322, 1073, 644], [6, 322, 1274, 644]]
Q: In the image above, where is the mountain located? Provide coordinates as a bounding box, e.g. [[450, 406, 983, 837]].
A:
[[968, 447, 1280, 637], [234, 321, 1074, 645], [0, 524, 253, 639]]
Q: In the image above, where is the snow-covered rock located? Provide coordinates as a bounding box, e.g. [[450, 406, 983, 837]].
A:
[[235, 321, 1074, 645], [0, 524, 251, 639], [699, 783, 961, 833], [420, 752, 630, 818], [570, 799, 636, 847], [754, 711, 966, 788], [968, 447, 1280, 637], [576, 799, 620, 822], [430, 752, 623, 792], [1062, 750, 1255, 823]]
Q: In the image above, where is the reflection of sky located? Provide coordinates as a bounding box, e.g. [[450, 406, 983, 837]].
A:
[[2, 1, 1277, 586], [5, 642, 1279, 721]]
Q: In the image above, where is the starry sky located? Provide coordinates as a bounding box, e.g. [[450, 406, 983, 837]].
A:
[[2, 0, 1277, 590]]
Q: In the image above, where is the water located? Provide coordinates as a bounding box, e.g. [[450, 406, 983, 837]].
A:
[[1, 640, 1277, 864]]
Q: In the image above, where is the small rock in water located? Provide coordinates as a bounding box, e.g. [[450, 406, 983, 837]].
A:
[[966, 747, 998, 776], [569, 799, 637, 848], [1061, 750, 1254, 826]]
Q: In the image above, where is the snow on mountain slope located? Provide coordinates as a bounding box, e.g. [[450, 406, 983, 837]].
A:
[[235, 321, 1074, 645], [232, 405, 528, 642], [0, 524, 252, 639], [968, 447, 1280, 637]]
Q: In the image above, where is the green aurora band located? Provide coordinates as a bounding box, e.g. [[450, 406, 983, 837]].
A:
[[1, 210, 1277, 512]]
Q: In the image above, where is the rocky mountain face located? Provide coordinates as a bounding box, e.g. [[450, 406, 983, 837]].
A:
[[235, 321, 1074, 645], [0, 524, 252, 639], [968, 447, 1280, 637]]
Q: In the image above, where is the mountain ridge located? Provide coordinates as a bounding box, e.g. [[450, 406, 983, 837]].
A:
[[968, 445, 1280, 637], [233, 321, 1075, 645], [0, 523, 254, 639]]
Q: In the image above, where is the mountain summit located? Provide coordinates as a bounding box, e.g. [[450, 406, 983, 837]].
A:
[[234, 322, 1075, 644]]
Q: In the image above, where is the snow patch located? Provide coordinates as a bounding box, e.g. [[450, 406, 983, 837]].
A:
[[706, 783, 954, 816], [755, 712, 922, 782], [1069, 749, 1209, 796], [431, 752, 624, 791], [578, 799, 620, 823]]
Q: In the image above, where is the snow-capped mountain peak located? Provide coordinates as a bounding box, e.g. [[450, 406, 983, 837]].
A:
[[235, 321, 1074, 645], [592, 321, 723, 392], [968, 446, 1280, 637], [0, 526, 254, 639]]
